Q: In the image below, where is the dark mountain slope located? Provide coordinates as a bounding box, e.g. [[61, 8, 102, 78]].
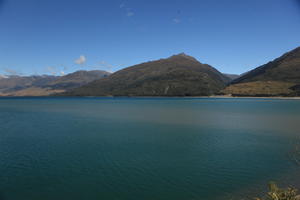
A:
[[223, 46, 300, 96], [232, 46, 300, 84], [64, 53, 230, 96]]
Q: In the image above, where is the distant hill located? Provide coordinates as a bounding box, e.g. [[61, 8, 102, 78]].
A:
[[0, 75, 58, 94], [223, 73, 240, 81], [47, 70, 110, 90], [0, 70, 110, 96], [63, 53, 230, 97], [222, 46, 300, 96], [0, 75, 8, 79]]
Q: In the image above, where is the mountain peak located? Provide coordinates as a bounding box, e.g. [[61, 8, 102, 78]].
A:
[[177, 52, 188, 56], [169, 53, 199, 62], [63, 54, 229, 97]]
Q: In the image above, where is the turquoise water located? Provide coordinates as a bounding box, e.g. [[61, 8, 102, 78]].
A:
[[1, 97, 300, 200]]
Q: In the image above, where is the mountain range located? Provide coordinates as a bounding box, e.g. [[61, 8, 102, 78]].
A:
[[0, 46, 299, 97], [0, 70, 110, 96]]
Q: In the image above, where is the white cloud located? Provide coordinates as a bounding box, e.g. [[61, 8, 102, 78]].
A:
[[75, 55, 86, 65], [60, 71, 65, 76], [120, 3, 134, 17]]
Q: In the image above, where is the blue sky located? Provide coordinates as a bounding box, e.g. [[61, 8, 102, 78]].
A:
[[0, 0, 300, 76]]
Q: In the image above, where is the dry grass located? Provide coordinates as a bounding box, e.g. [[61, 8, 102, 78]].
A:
[[0, 87, 65, 96], [222, 81, 296, 96]]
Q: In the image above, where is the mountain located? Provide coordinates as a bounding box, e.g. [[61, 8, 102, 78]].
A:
[[0, 75, 58, 95], [222, 46, 300, 96], [0, 70, 110, 96], [0, 75, 8, 79], [46, 70, 110, 90], [63, 53, 230, 97], [223, 73, 240, 81]]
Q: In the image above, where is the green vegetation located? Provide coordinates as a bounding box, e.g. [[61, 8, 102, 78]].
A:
[[255, 182, 300, 200], [64, 53, 230, 96]]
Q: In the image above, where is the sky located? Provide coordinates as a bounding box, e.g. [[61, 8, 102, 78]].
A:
[[0, 0, 300, 76]]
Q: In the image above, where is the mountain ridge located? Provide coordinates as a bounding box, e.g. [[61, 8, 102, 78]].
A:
[[62, 53, 230, 97], [223, 46, 300, 96], [0, 70, 110, 96], [1, 47, 299, 97]]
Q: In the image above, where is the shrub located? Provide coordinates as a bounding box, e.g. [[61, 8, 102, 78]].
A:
[[255, 182, 299, 200]]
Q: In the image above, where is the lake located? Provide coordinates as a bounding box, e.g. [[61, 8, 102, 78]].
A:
[[0, 97, 300, 200]]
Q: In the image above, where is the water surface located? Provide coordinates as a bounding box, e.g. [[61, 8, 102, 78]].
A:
[[0, 97, 300, 200]]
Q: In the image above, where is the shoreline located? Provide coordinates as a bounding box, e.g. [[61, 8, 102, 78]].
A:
[[1, 95, 300, 100], [203, 95, 300, 100]]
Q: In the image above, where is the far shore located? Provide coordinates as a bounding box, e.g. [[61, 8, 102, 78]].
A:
[[1, 95, 300, 100], [204, 95, 300, 100]]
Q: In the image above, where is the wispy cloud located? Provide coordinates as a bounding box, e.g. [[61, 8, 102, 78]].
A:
[[173, 18, 181, 24], [3, 68, 21, 76], [75, 55, 86, 65], [45, 66, 67, 76], [173, 9, 182, 24], [120, 3, 135, 17], [47, 66, 57, 75]]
